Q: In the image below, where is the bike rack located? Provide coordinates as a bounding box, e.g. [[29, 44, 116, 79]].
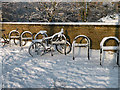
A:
[[34, 30, 48, 40], [20, 31, 33, 46], [100, 36, 120, 66], [9, 30, 20, 45], [72, 35, 90, 60]]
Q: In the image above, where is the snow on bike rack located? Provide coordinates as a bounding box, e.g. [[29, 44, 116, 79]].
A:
[[9, 30, 20, 39], [20, 31, 33, 46], [72, 35, 90, 60], [21, 31, 33, 40], [100, 36, 120, 66], [34, 30, 47, 40], [9, 30, 20, 45]]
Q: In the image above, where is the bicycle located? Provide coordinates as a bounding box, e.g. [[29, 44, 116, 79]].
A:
[[0, 29, 19, 47], [29, 28, 72, 57]]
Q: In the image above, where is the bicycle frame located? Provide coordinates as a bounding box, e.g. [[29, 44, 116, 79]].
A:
[[29, 28, 68, 57], [35, 28, 66, 49]]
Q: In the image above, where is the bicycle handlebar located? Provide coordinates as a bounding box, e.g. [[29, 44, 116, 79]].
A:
[[60, 28, 64, 34], [54, 28, 64, 35], [43, 28, 64, 40]]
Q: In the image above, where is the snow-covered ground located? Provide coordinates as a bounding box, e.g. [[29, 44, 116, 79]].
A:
[[0, 43, 119, 88], [0, 45, 2, 89]]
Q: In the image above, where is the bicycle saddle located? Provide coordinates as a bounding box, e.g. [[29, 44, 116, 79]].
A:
[[0, 29, 5, 31]]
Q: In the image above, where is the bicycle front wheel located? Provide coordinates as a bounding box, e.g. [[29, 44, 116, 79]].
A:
[[56, 41, 71, 54], [0, 37, 5, 47], [29, 42, 45, 57]]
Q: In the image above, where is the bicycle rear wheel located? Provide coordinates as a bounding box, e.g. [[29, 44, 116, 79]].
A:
[[29, 42, 45, 57], [0, 37, 5, 47], [56, 41, 71, 54]]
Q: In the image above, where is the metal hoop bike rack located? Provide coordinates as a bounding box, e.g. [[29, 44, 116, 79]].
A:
[[72, 35, 90, 60], [100, 36, 120, 66], [9, 29, 21, 46], [20, 31, 33, 47]]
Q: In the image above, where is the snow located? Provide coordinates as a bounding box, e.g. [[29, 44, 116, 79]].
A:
[[98, 14, 119, 23], [100, 36, 120, 47], [1, 0, 119, 2], [102, 46, 119, 50], [100, 36, 120, 50], [9, 30, 20, 39], [0, 43, 119, 88], [0, 46, 2, 89], [2, 22, 119, 26], [73, 43, 88, 47]]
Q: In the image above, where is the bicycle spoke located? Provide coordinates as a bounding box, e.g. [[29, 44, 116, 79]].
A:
[[56, 41, 71, 54]]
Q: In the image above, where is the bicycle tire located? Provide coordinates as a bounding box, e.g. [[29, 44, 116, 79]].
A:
[[29, 42, 45, 57], [0, 37, 5, 47], [56, 41, 72, 54]]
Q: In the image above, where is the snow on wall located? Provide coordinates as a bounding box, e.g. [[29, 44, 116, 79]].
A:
[[98, 14, 119, 23], [1, 22, 120, 25]]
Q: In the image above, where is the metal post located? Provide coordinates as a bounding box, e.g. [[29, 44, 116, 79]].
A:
[[117, 50, 119, 66], [100, 48, 102, 66], [73, 44, 75, 60], [88, 45, 90, 60], [64, 41, 66, 55]]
